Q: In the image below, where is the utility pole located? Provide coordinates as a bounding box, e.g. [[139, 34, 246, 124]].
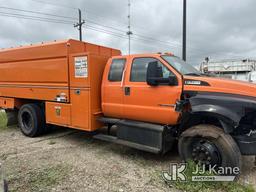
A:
[[182, 0, 187, 61], [127, 0, 133, 55], [74, 9, 85, 41]]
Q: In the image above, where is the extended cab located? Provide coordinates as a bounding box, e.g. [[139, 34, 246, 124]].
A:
[[0, 39, 256, 172]]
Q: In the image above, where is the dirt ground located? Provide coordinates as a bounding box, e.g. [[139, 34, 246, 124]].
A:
[[0, 126, 256, 192]]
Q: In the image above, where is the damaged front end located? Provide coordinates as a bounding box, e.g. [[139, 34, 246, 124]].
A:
[[180, 91, 256, 155]]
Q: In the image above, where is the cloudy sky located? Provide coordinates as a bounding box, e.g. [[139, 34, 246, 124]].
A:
[[0, 0, 256, 65]]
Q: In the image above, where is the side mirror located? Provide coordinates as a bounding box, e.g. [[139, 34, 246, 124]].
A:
[[146, 61, 178, 86], [146, 61, 162, 86]]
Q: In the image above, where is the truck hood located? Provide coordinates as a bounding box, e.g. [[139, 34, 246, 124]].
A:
[[183, 75, 256, 98]]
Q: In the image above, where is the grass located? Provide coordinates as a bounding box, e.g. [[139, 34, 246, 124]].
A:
[[0, 110, 7, 129], [163, 161, 255, 192], [8, 164, 70, 192]]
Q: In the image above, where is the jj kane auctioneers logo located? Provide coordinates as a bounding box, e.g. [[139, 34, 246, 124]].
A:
[[162, 163, 240, 182]]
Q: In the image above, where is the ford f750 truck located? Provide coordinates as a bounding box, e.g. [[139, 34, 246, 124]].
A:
[[0, 39, 256, 171]]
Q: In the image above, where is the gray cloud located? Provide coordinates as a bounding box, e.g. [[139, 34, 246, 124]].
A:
[[0, 0, 256, 66]]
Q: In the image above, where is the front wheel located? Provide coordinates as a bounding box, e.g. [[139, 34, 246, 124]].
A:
[[178, 125, 242, 175]]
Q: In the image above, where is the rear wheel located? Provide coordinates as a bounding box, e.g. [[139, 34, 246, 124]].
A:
[[18, 104, 45, 137], [178, 125, 242, 175]]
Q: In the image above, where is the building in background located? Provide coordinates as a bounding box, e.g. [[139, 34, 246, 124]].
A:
[[200, 58, 256, 83]]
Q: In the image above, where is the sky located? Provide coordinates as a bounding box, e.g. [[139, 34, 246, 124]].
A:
[[0, 0, 256, 66]]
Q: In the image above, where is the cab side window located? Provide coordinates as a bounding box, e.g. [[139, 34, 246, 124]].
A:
[[108, 59, 126, 82], [130, 58, 173, 82]]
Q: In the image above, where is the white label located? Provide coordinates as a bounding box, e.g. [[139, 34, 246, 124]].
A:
[[185, 80, 201, 85], [75, 56, 88, 78]]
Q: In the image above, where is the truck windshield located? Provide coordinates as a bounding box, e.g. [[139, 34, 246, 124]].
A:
[[161, 55, 201, 76]]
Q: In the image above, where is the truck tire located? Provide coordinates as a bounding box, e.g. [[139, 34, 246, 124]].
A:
[[18, 104, 45, 137], [178, 125, 242, 175]]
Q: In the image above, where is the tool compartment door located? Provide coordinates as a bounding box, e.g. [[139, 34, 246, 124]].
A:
[[69, 53, 90, 131], [46, 102, 71, 126]]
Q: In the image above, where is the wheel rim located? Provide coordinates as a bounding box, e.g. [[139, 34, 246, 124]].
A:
[[191, 139, 222, 167], [21, 111, 32, 131]]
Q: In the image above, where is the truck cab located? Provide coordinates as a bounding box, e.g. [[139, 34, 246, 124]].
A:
[[98, 52, 256, 174], [102, 53, 182, 125]]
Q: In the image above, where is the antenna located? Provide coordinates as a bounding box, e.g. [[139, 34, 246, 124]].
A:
[[127, 0, 133, 55]]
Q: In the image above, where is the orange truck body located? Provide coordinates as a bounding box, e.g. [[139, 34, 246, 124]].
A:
[[0, 39, 120, 131]]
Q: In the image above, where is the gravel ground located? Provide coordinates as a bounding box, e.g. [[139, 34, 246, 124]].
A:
[[0, 126, 256, 192]]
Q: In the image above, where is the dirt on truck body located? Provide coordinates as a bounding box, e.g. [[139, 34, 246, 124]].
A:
[[0, 39, 256, 177]]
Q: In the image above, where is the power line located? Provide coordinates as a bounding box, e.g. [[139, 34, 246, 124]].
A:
[[25, 0, 196, 51], [30, 0, 77, 10], [83, 25, 128, 39], [0, 6, 186, 49], [86, 19, 127, 33], [0, 6, 214, 58], [0, 11, 186, 51], [83, 25, 181, 50], [28, 0, 177, 44], [0, 6, 76, 20], [0, 11, 74, 24], [29, 0, 128, 27]]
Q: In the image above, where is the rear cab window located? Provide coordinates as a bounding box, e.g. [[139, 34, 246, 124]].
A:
[[108, 59, 126, 82]]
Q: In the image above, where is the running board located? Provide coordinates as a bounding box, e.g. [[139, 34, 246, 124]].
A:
[[93, 134, 161, 154]]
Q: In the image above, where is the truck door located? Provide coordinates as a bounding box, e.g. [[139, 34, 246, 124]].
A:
[[102, 58, 127, 118], [123, 57, 182, 125]]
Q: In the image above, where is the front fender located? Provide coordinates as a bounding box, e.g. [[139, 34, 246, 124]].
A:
[[192, 104, 240, 125], [191, 104, 240, 133], [187, 92, 256, 133]]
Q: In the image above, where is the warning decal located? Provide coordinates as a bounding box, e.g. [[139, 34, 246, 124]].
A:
[[74, 56, 88, 78]]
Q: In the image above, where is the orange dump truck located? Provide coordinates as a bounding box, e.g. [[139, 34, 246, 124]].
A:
[[1, 39, 256, 173]]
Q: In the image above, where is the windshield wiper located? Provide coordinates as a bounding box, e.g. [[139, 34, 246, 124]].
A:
[[184, 73, 202, 76]]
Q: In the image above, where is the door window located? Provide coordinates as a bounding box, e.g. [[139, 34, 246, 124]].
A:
[[130, 58, 173, 82], [108, 59, 126, 82]]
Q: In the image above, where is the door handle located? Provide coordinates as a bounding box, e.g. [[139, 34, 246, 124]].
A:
[[124, 87, 130, 96]]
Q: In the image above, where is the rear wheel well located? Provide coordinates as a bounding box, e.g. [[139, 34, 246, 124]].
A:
[[15, 99, 45, 110]]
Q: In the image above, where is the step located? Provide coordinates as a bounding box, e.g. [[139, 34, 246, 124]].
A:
[[93, 134, 161, 154]]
